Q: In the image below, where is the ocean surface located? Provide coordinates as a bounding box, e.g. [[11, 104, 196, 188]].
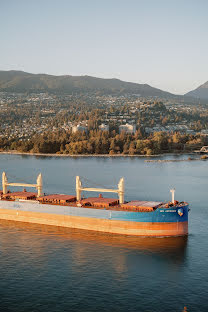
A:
[[0, 154, 207, 312]]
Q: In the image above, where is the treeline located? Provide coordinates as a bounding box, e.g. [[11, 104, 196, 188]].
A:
[[0, 130, 206, 155]]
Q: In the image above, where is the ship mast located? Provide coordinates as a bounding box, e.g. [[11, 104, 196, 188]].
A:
[[76, 176, 125, 204], [2, 172, 43, 197]]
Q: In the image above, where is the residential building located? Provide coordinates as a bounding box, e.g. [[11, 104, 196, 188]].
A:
[[99, 124, 109, 131], [119, 124, 136, 134], [72, 124, 88, 133]]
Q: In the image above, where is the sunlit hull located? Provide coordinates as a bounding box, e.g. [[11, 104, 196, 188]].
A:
[[0, 201, 188, 236]]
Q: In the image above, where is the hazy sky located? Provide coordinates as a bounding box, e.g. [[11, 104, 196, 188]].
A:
[[1, 0, 208, 94]]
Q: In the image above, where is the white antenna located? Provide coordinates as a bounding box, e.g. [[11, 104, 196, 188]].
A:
[[170, 189, 175, 204]]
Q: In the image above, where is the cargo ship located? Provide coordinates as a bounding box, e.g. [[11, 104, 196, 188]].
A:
[[0, 172, 189, 236]]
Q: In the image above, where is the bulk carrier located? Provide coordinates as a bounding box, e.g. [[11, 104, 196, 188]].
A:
[[0, 172, 189, 236]]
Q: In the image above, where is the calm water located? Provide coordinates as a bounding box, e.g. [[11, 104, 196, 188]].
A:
[[0, 154, 207, 312]]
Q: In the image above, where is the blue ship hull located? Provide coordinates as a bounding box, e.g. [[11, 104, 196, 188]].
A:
[[0, 200, 189, 236]]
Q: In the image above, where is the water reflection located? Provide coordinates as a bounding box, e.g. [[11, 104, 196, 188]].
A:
[[0, 220, 188, 264], [0, 154, 207, 311]]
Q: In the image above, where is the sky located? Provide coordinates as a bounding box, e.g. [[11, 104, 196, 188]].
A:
[[0, 0, 208, 94]]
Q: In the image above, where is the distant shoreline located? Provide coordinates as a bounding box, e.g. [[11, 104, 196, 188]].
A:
[[0, 150, 195, 158]]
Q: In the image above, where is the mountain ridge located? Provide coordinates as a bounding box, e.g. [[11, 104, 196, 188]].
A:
[[0, 70, 177, 97], [186, 81, 208, 99]]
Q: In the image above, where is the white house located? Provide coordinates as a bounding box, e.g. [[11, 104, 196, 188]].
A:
[[72, 124, 88, 133], [99, 124, 109, 131], [119, 124, 136, 134]]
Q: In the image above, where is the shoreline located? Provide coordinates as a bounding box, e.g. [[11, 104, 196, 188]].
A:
[[0, 150, 196, 158]]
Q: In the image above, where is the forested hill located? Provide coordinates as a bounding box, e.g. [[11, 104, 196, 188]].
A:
[[0, 70, 176, 97]]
